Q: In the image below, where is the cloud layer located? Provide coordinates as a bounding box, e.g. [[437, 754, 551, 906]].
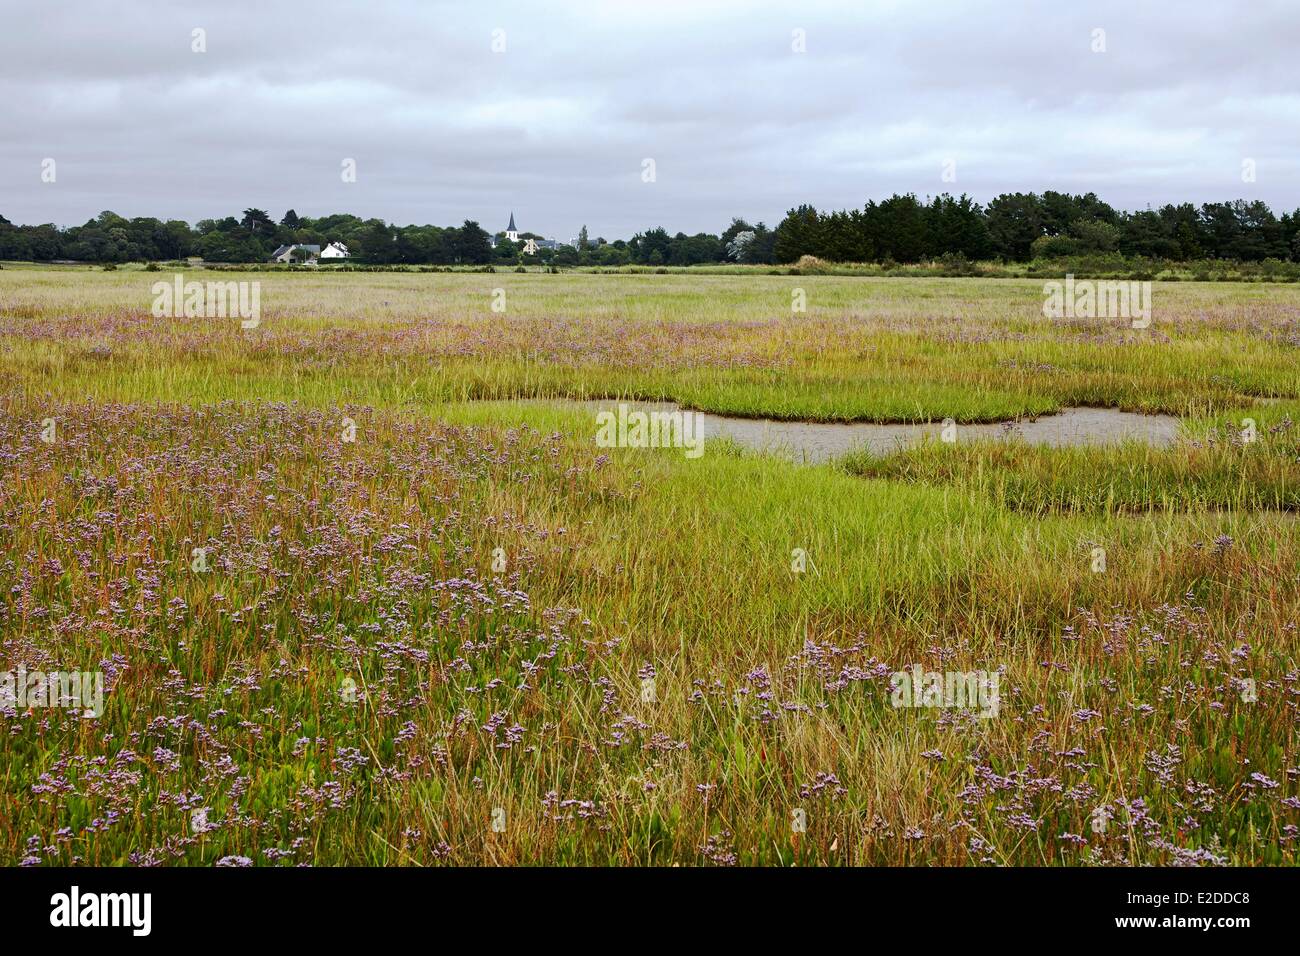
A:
[[3, 0, 1298, 239]]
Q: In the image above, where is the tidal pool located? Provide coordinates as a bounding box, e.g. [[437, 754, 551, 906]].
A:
[[566, 400, 1181, 464]]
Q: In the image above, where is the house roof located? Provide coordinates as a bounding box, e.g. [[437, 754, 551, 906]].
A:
[[271, 244, 321, 259]]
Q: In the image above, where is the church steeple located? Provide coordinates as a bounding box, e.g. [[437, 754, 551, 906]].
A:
[[507, 211, 517, 233]]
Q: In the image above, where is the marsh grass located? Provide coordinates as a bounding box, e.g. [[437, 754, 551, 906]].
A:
[[1, 270, 1298, 866], [3, 271, 1298, 422], [841, 406, 1300, 514]]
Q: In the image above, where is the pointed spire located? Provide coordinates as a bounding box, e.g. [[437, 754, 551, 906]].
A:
[[507, 211, 517, 232]]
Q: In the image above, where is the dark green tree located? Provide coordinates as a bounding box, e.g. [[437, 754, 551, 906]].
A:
[[985, 192, 1045, 261], [241, 208, 274, 235], [773, 205, 822, 263], [455, 221, 493, 264]]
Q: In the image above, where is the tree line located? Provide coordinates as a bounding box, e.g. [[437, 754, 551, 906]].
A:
[[3, 192, 1299, 266], [0, 209, 497, 265], [767, 193, 1300, 264]]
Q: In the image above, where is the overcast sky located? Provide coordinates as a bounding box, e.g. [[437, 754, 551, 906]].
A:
[[2, 0, 1298, 239]]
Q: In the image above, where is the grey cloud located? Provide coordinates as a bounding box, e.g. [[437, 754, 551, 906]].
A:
[[2, 0, 1298, 240]]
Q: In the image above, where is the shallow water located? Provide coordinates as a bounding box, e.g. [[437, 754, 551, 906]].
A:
[[568, 400, 1181, 464]]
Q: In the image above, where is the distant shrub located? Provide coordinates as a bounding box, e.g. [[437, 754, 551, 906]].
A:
[[793, 254, 832, 274], [1031, 235, 1079, 259], [935, 252, 979, 276]]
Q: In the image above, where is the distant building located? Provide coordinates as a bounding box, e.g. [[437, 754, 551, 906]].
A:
[[488, 212, 568, 251], [320, 241, 350, 259], [269, 243, 321, 263]]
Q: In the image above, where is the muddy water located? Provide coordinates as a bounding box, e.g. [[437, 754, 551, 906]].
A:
[[569, 400, 1181, 464]]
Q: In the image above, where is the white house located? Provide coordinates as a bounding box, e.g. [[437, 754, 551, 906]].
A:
[[320, 241, 350, 259]]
